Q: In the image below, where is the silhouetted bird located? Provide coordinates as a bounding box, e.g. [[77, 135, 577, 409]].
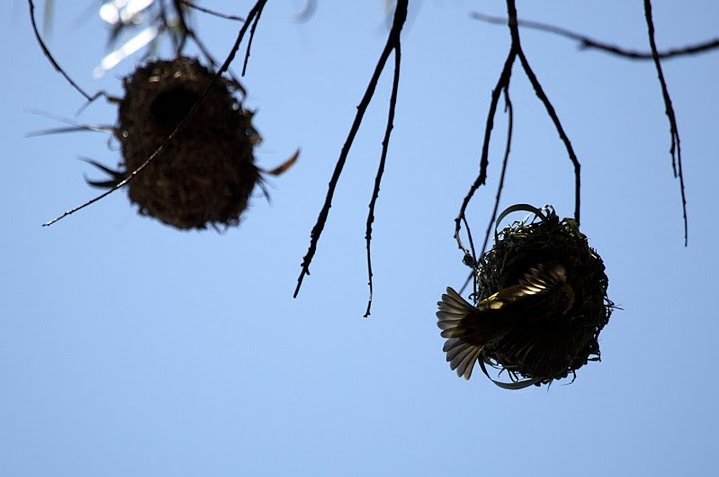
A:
[[437, 262, 575, 379]]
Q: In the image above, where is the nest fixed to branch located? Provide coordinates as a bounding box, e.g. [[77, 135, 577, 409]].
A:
[[439, 204, 614, 389], [91, 57, 262, 230], [477, 205, 613, 387]]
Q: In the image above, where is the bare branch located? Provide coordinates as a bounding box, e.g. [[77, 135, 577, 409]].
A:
[[481, 87, 514, 259], [516, 48, 581, 224], [174, 0, 246, 87], [643, 0, 688, 245], [455, 0, 582, 280], [454, 48, 516, 263], [459, 87, 514, 299], [27, 0, 95, 101], [472, 12, 719, 61], [242, 1, 266, 76], [179, 0, 245, 22], [503, 0, 581, 224], [364, 35, 402, 318], [294, 0, 409, 299]]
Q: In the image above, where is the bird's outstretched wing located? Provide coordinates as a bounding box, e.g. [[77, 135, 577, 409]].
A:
[[478, 262, 568, 311], [436, 262, 569, 380]]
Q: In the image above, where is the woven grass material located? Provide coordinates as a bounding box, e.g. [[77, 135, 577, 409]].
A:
[[115, 57, 260, 230], [473, 206, 612, 388]]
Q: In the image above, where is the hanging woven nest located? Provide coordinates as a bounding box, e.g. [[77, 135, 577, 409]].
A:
[[437, 204, 614, 389], [89, 57, 263, 230]]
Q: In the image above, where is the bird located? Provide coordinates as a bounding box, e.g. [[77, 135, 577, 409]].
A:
[[436, 262, 575, 379]]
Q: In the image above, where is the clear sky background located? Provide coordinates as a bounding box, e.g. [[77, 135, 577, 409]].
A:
[[2, 1, 718, 476]]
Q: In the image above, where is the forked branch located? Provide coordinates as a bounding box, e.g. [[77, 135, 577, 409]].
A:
[[456, 0, 582, 269], [643, 0, 688, 245], [294, 1, 409, 303], [472, 12, 719, 61]]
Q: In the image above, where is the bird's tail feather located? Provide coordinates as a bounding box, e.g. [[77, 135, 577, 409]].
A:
[[436, 287, 484, 379]]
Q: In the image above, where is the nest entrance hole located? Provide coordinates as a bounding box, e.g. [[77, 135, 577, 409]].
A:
[[150, 87, 201, 128]]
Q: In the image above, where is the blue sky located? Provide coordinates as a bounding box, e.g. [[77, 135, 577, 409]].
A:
[[2, 1, 718, 476]]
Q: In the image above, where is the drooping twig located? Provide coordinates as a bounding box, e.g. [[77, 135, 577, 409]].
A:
[[481, 87, 514, 260], [172, 1, 245, 89], [472, 12, 719, 61], [42, 0, 269, 226], [179, 0, 246, 22], [364, 34, 403, 318], [458, 69, 514, 299], [455, 0, 582, 281], [643, 0, 688, 246], [27, 125, 114, 137], [505, 0, 581, 224], [454, 48, 516, 263], [27, 0, 96, 102], [242, 1, 266, 76], [26, 109, 116, 136], [516, 50, 581, 225], [294, 0, 409, 299]]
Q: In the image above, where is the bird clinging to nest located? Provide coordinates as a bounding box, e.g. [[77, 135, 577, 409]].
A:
[[438, 261, 574, 380], [436, 205, 614, 388]]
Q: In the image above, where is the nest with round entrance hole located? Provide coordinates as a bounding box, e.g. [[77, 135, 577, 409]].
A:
[[438, 204, 614, 389], [87, 57, 295, 230]]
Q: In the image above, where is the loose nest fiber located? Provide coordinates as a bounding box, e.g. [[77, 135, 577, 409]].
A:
[[115, 57, 260, 230], [474, 205, 613, 387]]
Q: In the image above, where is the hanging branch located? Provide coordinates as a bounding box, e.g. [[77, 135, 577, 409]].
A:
[[472, 12, 719, 61], [515, 49, 581, 225], [27, 0, 98, 102], [171, 1, 247, 92], [643, 0, 688, 246], [481, 87, 514, 259], [242, 2, 266, 75], [458, 86, 514, 298], [454, 48, 516, 265], [504, 0, 581, 224], [179, 0, 246, 22], [473, 4, 688, 245], [294, 0, 409, 300], [455, 0, 582, 271], [364, 36, 402, 318], [42, 0, 269, 226]]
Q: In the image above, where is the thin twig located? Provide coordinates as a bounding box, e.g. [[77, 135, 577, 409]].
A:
[[472, 12, 719, 61], [503, 0, 581, 224], [179, 0, 245, 22], [27, 0, 95, 101], [454, 48, 516, 261], [459, 75, 515, 299], [294, 0, 409, 299], [481, 86, 514, 259], [43, 0, 269, 226], [174, 1, 245, 88], [27, 125, 114, 137], [516, 48, 581, 224], [643, 0, 688, 245], [242, 2, 266, 76], [455, 0, 582, 279], [364, 34, 402, 318], [170, 0, 189, 54]]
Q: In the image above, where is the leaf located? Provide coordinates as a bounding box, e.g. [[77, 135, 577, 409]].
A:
[[264, 149, 300, 176]]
